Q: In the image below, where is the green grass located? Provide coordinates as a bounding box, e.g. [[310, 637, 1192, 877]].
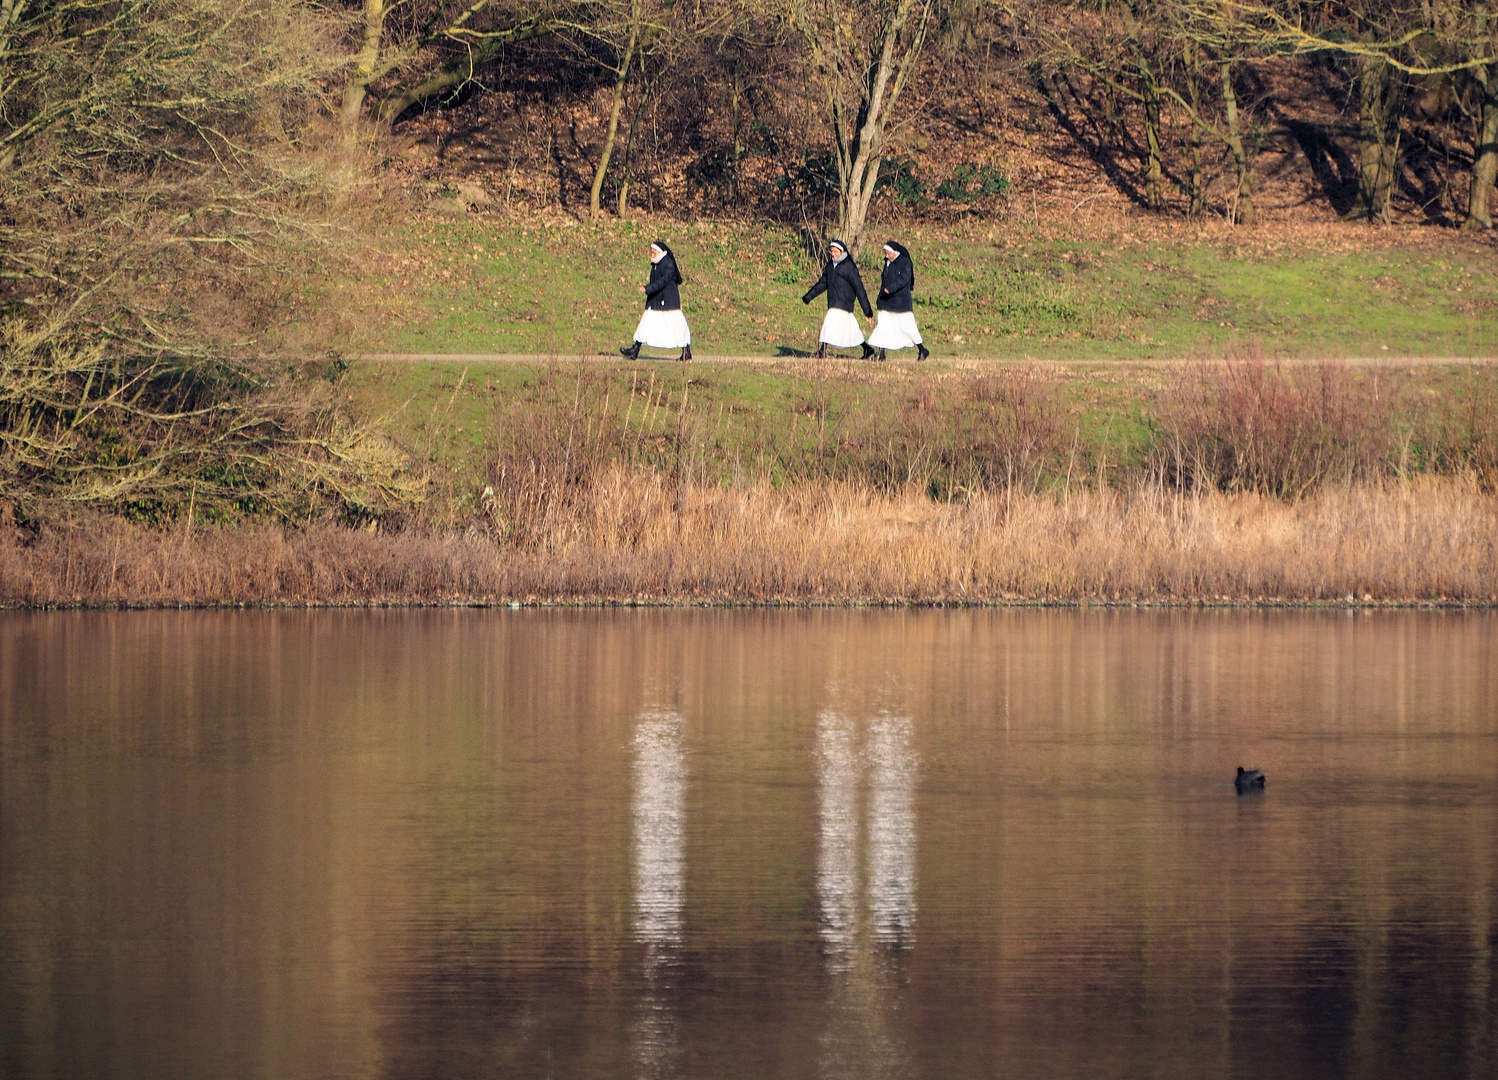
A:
[[367, 217, 1498, 360], [345, 216, 1498, 522]]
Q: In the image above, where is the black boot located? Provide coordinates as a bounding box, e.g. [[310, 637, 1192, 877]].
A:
[[876, 348, 887, 361], [917, 343, 930, 362], [620, 341, 641, 359], [814, 343, 827, 359], [679, 345, 692, 362], [860, 343, 876, 360]]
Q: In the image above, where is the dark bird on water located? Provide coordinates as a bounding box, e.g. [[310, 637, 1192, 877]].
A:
[[1235, 767, 1266, 791]]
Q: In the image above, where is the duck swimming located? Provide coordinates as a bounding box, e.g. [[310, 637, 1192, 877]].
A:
[[1235, 767, 1266, 791]]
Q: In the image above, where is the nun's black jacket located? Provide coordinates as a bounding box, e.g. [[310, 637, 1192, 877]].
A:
[[877, 248, 914, 313], [802, 258, 873, 318], [643, 253, 683, 311]]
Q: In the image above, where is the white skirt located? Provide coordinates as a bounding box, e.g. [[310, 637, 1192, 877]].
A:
[[633, 308, 691, 349], [867, 309, 922, 350], [818, 308, 866, 347]]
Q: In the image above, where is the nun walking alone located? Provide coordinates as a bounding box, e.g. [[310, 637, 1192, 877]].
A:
[[867, 240, 929, 362], [801, 238, 875, 359], [620, 240, 692, 362]]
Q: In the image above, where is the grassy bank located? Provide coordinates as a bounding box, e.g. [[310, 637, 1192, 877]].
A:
[[13, 350, 1498, 604], [366, 217, 1498, 361], [7, 336, 1493, 606], [4, 476, 1493, 606], [7, 215, 1496, 607]]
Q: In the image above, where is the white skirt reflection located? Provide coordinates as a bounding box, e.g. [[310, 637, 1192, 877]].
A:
[[866, 309, 922, 350], [633, 709, 685, 944], [818, 308, 866, 347], [816, 709, 860, 961], [633, 308, 692, 349], [867, 713, 916, 944]]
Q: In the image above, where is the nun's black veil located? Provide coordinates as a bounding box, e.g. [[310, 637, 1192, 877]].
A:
[[884, 239, 912, 285], [651, 239, 682, 284]]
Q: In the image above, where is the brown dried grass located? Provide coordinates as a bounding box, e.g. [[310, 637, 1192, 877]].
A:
[[0, 519, 503, 606], [4, 472, 1493, 606], [494, 469, 1497, 603]]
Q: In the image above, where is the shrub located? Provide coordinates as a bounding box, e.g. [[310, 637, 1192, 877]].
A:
[[876, 157, 929, 207], [1153, 360, 1397, 497], [935, 164, 1011, 201], [0, 322, 423, 524], [775, 151, 840, 201]]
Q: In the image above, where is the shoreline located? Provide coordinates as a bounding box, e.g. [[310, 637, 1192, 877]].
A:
[[4, 598, 1495, 611]]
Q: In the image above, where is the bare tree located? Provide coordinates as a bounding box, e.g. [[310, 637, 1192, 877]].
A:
[[1017, 0, 1260, 220], [1463, 51, 1498, 227], [1346, 53, 1411, 221], [589, 0, 660, 218], [1440, 1, 1498, 229], [1216, 52, 1255, 222], [1, 0, 354, 352], [1, 0, 424, 520], [375, 9, 575, 123], [785, 0, 940, 253], [1184, 0, 1498, 225], [338, 0, 589, 129]]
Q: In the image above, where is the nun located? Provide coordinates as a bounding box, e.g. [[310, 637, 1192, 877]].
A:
[[867, 240, 930, 362], [801, 238, 875, 359], [620, 240, 692, 362]]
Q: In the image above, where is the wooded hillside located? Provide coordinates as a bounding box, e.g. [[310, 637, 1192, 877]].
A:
[[3, 0, 1496, 532], [5, 0, 1495, 345], [359, 0, 1498, 237]]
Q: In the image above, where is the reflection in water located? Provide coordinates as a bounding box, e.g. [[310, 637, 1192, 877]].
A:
[[867, 714, 916, 947], [633, 709, 686, 945], [816, 708, 918, 1080], [816, 709, 918, 955], [2, 608, 1495, 1080], [632, 708, 685, 1079], [816, 710, 860, 962]]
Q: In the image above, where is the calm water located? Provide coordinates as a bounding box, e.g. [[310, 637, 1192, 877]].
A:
[[1, 609, 1495, 1080]]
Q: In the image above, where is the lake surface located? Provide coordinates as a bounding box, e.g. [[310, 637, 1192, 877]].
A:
[[2, 609, 1495, 1080]]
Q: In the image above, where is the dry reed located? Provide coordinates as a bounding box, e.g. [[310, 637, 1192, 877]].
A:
[[0, 519, 503, 606], [1151, 358, 1498, 496], [492, 468, 1497, 603], [4, 472, 1493, 606]]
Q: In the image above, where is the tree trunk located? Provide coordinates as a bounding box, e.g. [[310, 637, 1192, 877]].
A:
[[1184, 43, 1206, 217], [1464, 65, 1498, 230], [816, 0, 933, 255], [340, 0, 386, 128], [375, 14, 562, 125], [1141, 63, 1164, 211], [617, 62, 654, 216], [1220, 60, 1255, 225], [730, 50, 744, 196], [940, 0, 979, 50], [839, 146, 884, 256], [1, 0, 30, 71], [590, 14, 640, 221], [833, 85, 887, 252], [1344, 55, 1408, 224]]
